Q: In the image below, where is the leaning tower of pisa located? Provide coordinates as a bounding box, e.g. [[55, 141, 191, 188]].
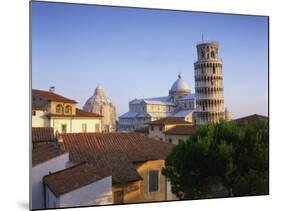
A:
[[194, 41, 225, 125]]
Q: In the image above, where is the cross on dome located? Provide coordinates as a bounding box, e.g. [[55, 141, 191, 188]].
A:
[[178, 72, 182, 79]]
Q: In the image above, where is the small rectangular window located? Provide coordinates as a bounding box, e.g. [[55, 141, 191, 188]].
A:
[[114, 190, 124, 204], [148, 170, 159, 193], [82, 123, 87, 132], [61, 124, 67, 133], [95, 123, 100, 132]]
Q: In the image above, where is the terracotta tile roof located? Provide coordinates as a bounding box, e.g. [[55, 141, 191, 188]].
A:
[[32, 103, 46, 111], [32, 127, 55, 143], [134, 126, 149, 134], [234, 114, 268, 125], [32, 89, 77, 104], [32, 144, 67, 167], [148, 117, 192, 126], [164, 125, 198, 135], [44, 162, 110, 197], [47, 108, 102, 118], [59, 132, 172, 184], [75, 108, 103, 117]]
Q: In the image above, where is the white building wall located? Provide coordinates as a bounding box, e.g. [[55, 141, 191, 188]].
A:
[[46, 186, 59, 208], [46, 176, 113, 208], [31, 153, 69, 210], [32, 110, 50, 127], [148, 125, 165, 141]]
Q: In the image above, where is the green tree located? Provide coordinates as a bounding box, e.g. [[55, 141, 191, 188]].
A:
[[162, 120, 268, 199]]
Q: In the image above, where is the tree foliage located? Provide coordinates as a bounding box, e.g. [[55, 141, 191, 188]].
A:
[[162, 120, 268, 199]]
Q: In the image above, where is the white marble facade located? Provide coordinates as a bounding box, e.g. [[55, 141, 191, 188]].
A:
[[118, 73, 196, 131]]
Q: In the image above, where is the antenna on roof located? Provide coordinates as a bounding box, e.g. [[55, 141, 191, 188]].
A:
[[49, 86, 55, 93], [201, 33, 204, 43]]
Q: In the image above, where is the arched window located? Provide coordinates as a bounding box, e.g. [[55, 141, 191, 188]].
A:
[[56, 104, 63, 114], [211, 51, 215, 58], [65, 105, 72, 114], [201, 51, 205, 59]]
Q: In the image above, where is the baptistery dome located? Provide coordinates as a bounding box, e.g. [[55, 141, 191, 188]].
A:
[[83, 85, 116, 132]]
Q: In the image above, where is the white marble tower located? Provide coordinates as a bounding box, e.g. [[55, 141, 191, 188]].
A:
[[194, 41, 225, 125]]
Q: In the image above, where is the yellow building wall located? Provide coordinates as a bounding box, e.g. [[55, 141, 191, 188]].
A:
[[135, 160, 167, 202], [112, 160, 172, 204], [50, 102, 76, 115]]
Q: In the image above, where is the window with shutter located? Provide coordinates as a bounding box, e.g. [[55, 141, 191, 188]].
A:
[[148, 170, 159, 193], [113, 190, 124, 204]]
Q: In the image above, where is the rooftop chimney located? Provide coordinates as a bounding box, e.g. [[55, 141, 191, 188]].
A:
[[49, 86, 55, 93]]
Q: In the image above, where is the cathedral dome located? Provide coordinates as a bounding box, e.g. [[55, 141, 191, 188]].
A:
[[169, 73, 191, 96]]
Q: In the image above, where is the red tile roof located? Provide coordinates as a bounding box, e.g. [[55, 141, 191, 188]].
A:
[[234, 114, 268, 125], [59, 132, 172, 184], [32, 144, 67, 167], [32, 127, 55, 143], [164, 125, 198, 135], [134, 126, 149, 134], [148, 117, 192, 126], [32, 103, 46, 111], [44, 162, 110, 196], [32, 89, 77, 104], [48, 108, 102, 118]]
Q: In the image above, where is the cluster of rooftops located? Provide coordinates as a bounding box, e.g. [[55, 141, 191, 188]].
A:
[[32, 88, 268, 198], [32, 129, 172, 196]]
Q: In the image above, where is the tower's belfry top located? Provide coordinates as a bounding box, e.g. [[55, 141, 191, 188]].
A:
[[193, 41, 225, 125], [196, 41, 220, 61]]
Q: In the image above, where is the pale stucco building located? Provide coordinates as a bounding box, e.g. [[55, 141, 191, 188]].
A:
[[146, 117, 197, 145], [31, 144, 69, 210], [43, 163, 112, 208], [32, 88, 102, 133], [118, 73, 196, 131], [32, 144, 112, 210], [83, 85, 117, 132]]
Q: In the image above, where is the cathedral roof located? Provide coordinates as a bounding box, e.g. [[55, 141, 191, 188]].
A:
[[173, 109, 194, 118], [169, 73, 191, 95], [129, 96, 175, 106]]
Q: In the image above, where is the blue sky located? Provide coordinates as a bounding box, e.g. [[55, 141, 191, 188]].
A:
[[31, 2, 268, 118]]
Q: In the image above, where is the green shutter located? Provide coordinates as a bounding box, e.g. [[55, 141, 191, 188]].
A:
[[149, 170, 159, 192]]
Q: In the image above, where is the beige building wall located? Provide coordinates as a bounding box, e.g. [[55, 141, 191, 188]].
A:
[[148, 124, 184, 141], [165, 134, 191, 145], [50, 118, 101, 134], [32, 110, 50, 127], [148, 125, 166, 141]]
